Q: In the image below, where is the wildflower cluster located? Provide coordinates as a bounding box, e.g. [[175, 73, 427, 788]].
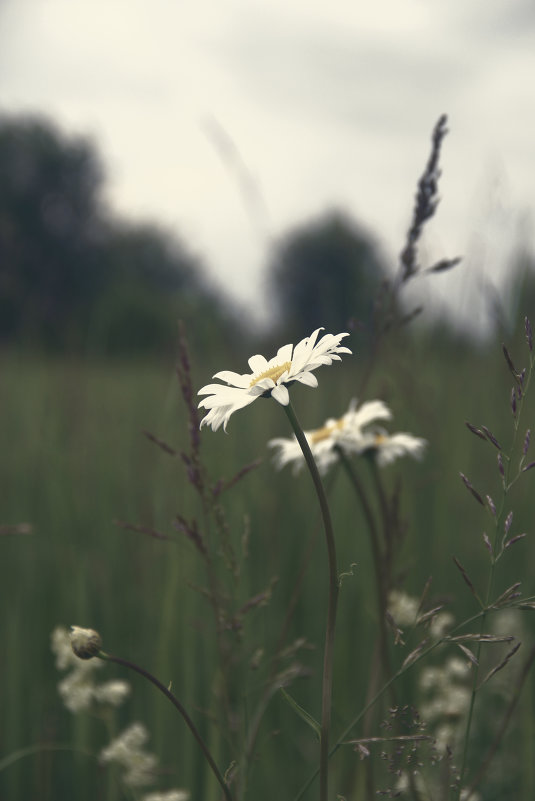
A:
[[419, 657, 472, 754], [100, 723, 189, 799], [197, 325, 424, 476], [51, 626, 130, 713], [196, 327, 429, 800], [51, 626, 189, 800], [100, 722, 158, 788]]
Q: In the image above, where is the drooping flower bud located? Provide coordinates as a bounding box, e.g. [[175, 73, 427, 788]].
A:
[[69, 626, 103, 660]]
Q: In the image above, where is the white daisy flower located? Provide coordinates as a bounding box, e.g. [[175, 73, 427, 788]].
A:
[[268, 398, 391, 475], [198, 328, 351, 432]]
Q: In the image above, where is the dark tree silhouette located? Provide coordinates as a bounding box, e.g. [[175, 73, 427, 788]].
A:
[[267, 210, 388, 338], [0, 114, 107, 346], [0, 112, 237, 354]]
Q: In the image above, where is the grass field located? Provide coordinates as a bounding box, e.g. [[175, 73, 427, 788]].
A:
[[1, 317, 534, 801]]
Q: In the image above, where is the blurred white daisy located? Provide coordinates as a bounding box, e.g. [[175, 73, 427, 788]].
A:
[[94, 679, 132, 707], [350, 430, 427, 467], [198, 328, 351, 432], [387, 589, 419, 627], [268, 398, 391, 475], [100, 723, 158, 787]]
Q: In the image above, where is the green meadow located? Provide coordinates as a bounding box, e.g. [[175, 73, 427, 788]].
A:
[[2, 315, 534, 801]]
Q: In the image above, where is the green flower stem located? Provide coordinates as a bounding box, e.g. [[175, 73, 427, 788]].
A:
[[334, 446, 383, 563], [283, 401, 339, 801], [98, 651, 233, 801], [335, 447, 395, 705]]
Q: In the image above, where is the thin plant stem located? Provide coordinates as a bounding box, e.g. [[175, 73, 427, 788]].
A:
[[292, 609, 488, 801], [237, 469, 340, 800], [98, 651, 233, 801], [334, 446, 384, 565], [283, 401, 339, 801], [464, 642, 535, 799], [457, 349, 534, 797], [0, 742, 95, 773]]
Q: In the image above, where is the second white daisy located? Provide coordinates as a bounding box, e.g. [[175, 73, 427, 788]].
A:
[[268, 399, 427, 473], [268, 398, 392, 474]]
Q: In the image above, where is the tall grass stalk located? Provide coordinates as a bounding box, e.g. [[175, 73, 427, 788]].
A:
[[458, 322, 534, 799]]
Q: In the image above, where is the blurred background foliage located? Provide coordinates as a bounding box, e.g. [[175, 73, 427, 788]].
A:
[[1, 110, 534, 359], [0, 112, 237, 356], [1, 110, 535, 800]]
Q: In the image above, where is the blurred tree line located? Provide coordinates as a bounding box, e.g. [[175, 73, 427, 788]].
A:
[[0, 113, 237, 356], [0, 111, 392, 358], [1, 111, 533, 359]]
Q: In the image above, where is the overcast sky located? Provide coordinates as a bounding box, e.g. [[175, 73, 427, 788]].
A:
[[1, 0, 534, 333]]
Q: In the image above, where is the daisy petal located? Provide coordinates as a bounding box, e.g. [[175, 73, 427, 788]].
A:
[[275, 343, 293, 363], [293, 372, 318, 388], [212, 370, 251, 388], [248, 354, 269, 373], [271, 384, 290, 405]]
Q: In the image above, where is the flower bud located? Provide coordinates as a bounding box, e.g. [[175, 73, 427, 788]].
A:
[[69, 626, 102, 660]]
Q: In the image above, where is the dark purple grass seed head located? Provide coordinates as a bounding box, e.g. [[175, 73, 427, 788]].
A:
[[505, 533, 526, 549], [481, 425, 501, 450], [526, 316, 533, 351], [486, 495, 497, 516], [502, 344, 519, 378], [459, 472, 485, 505], [465, 421, 486, 440], [511, 387, 517, 416], [504, 510, 513, 534], [399, 114, 450, 280], [523, 429, 531, 456]]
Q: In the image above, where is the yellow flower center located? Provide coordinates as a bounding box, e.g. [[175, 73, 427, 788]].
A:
[[374, 433, 387, 445], [310, 418, 344, 444], [249, 361, 292, 388]]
